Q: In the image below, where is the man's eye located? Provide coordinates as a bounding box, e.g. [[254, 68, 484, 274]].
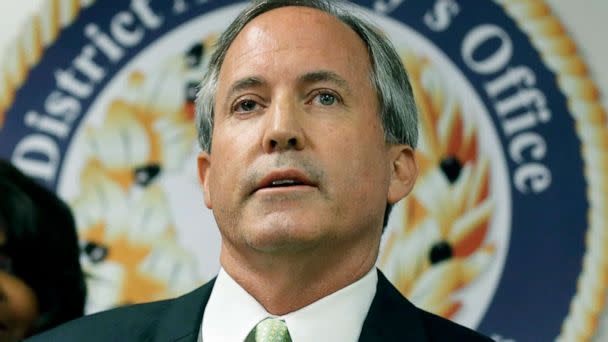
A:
[[234, 99, 258, 113], [319, 93, 336, 105], [312, 92, 339, 106]]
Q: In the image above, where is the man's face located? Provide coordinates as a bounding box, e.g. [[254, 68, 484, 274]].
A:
[[198, 6, 416, 255]]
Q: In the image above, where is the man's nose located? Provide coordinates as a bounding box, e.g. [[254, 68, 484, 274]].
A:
[[262, 98, 305, 153]]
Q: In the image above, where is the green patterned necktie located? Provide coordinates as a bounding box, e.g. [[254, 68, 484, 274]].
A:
[[245, 317, 292, 342]]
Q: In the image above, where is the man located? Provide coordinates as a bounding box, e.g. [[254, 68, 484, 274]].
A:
[[28, 0, 493, 341]]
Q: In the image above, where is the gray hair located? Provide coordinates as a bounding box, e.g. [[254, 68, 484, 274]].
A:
[[195, 0, 419, 153]]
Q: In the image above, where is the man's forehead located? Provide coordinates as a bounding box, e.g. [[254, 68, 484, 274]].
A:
[[218, 6, 371, 84], [233, 7, 364, 54]]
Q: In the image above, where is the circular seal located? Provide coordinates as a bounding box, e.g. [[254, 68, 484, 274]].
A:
[[0, 1, 605, 340]]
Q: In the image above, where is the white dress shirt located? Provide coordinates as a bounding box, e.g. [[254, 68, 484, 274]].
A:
[[200, 267, 378, 342]]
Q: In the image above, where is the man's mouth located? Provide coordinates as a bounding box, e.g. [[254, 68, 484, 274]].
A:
[[254, 170, 317, 193], [267, 179, 305, 187]]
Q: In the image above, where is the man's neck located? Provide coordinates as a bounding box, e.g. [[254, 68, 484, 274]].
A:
[[219, 237, 380, 315]]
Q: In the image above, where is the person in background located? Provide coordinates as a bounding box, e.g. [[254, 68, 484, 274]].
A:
[[0, 160, 86, 341]]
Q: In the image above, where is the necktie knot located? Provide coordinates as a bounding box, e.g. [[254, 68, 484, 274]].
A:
[[246, 317, 292, 342]]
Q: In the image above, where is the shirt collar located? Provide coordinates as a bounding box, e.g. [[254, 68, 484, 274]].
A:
[[201, 267, 378, 342]]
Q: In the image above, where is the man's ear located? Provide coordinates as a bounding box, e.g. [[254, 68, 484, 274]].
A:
[[197, 151, 213, 209], [387, 145, 418, 204]]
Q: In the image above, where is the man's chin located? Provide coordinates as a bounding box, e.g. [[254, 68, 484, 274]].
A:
[[244, 226, 323, 254]]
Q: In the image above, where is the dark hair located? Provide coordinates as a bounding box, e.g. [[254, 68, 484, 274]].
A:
[[0, 160, 86, 334]]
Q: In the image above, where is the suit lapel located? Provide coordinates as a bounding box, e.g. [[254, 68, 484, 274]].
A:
[[155, 271, 426, 341], [152, 278, 216, 342], [359, 271, 428, 341]]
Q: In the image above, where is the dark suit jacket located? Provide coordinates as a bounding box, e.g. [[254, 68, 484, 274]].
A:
[[26, 271, 493, 341]]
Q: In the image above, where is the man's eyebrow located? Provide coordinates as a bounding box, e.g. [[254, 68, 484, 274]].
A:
[[226, 76, 265, 99], [298, 71, 352, 95]]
